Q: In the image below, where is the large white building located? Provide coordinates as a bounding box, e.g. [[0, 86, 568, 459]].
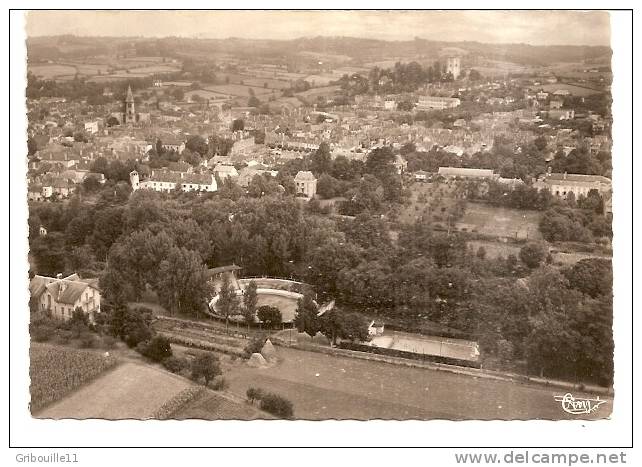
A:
[[416, 96, 461, 111], [533, 172, 612, 200], [130, 169, 217, 193]]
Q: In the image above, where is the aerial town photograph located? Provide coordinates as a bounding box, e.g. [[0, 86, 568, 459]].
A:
[[21, 10, 617, 424]]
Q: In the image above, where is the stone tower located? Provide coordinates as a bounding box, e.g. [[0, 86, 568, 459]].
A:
[[129, 170, 140, 191], [446, 56, 461, 79], [125, 85, 135, 123]]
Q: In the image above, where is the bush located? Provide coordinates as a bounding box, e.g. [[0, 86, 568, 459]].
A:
[[244, 335, 266, 357], [30, 322, 56, 342], [78, 332, 97, 349], [191, 352, 222, 386], [101, 334, 117, 350], [209, 376, 229, 391], [54, 329, 73, 345], [141, 335, 173, 362], [162, 356, 190, 374], [246, 387, 265, 403], [260, 393, 294, 419]]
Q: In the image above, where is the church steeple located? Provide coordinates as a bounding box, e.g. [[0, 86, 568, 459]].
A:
[[125, 85, 134, 103], [124, 84, 135, 123]]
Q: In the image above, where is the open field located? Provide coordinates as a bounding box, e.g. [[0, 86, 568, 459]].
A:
[[128, 65, 181, 74], [224, 346, 611, 420], [456, 202, 542, 240], [37, 362, 193, 419], [218, 73, 291, 90], [295, 85, 341, 102], [29, 64, 77, 79], [30, 343, 118, 413], [31, 56, 182, 82], [185, 89, 231, 102], [203, 83, 277, 97], [473, 59, 531, 77], [303, 74, 338, 86]]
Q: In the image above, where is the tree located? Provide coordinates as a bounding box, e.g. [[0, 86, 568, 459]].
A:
[[191, 353, 221, 386], [216, 272, 240, 328], [310, 142, 332, 176], [242, 280, 258, 327], [476, 246, 487, 260], [318, 309, 368, 346], [157, 247, 210, 317], [73, 131, 88, 143], [232, 118, 245, 132], [257, 305, 282, 329], [172, 88, 184, 101], [141, 335, 173, 362], [563, 258, 612, 298], [519, 242, 548, 269], [106, 116, 120, 127], [468, 69, 482, 81], [293, 291, 319, 339], [185, 135, 209, 157]]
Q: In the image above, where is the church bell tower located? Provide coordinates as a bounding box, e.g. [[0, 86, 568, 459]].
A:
[[125, 85, 135, 124]]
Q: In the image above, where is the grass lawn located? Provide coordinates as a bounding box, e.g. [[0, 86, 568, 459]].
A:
[[36, 362, 193, 419], [456, 202, 542, 240], [223, 346, 612, 420]]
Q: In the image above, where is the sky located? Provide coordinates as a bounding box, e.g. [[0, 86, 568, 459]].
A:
[[25, 10, 611, 47]]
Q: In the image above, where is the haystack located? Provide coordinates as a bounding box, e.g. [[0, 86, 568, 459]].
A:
[[261, 339, 277, 361], [247, 352, 268, 368]]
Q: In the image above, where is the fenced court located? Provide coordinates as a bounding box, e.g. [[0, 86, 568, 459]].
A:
[[370, 331, 480, 362]]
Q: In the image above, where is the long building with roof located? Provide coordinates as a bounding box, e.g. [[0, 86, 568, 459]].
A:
[[130, 169, 217, 193], [533, 172, 612, 199]]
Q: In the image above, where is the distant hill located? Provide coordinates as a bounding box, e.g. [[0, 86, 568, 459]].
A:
[[27, 35, 611, 68]]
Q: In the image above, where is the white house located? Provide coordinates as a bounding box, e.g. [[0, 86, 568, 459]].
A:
[[213, 164, 239, 180], [30, 273, 101, 322], [414, 170, 430, 181], [368, 321, 385, 337], [294, 171, 317, 199]]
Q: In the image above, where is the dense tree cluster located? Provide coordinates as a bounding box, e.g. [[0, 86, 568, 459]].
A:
[[28, 143, 612, 385]]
